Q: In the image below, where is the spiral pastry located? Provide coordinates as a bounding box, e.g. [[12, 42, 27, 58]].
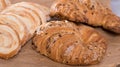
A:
[[0, 24, 20, 59], [33, 20, 107, 65], [0, 0, 11, 11], [1, 2, 50, 45], [1, 2, 50, 26], [0, 14, 28, 46], [0, 2, 50, 59]]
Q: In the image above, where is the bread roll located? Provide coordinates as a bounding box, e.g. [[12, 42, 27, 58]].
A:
[[33, 20, 107, 65]]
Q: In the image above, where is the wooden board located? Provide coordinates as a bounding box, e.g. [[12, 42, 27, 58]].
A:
[[0, 0, 120, 67]]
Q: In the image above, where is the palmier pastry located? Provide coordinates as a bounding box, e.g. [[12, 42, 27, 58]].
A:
[[33, 20, 107, 65], [0, 2, 50, 59], [0, 14, 28, 46], [1, 2, 50, 46], [50, 0, 120, 33], [0, 24, 20, 59]]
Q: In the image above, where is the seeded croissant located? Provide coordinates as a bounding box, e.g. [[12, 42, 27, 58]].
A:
[[50, 0, 120, 33], [0, 2, 49, 59], [33, 20, 107, 65]]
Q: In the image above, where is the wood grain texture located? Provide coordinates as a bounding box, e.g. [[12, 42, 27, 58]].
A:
[[0, 0, 120, 67]]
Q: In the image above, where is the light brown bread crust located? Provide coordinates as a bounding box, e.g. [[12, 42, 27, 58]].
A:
[[50, 0, 120, 34], [33, 20, 107, 65]]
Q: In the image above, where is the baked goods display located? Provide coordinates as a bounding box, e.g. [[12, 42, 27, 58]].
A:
[[50, 0, 120, 34], [33, 20, 107, 65], [0, 0, 119, 66], [0, 0, 11, 11], [0, 2, 49, 59]]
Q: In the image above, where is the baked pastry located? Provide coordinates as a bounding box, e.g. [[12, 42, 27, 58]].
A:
[[1, 2, 50, 25], [50, 0, 120, 34], [33, 20, 107, 65], [0, 24, 20, 59], [0, 2, 50, 59], [1, 2, 50, 46], [0, 14, 28, 46], [0, 0, 11, 11]]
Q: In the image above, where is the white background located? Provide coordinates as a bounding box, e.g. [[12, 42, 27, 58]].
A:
[[111, 0, 120, 16]]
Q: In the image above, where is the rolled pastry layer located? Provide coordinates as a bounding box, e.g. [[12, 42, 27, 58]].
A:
[[0, 24, 20, 59], [0, 2, 50, 59], [0, 14, 28, 45], [1, 2, 50, 45], [0, 0, 11, 11]]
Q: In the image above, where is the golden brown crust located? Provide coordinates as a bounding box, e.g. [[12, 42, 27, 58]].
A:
[[33, 20, 107, 65], [50, 0, 120, 33], [50, 0, 86, 22]]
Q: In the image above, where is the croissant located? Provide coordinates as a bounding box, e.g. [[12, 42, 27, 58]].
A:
[[0, 2, 49, 59], [33, 20, 107, 65], [0, 0, 11, 11], [50, 0, 120, 34]]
